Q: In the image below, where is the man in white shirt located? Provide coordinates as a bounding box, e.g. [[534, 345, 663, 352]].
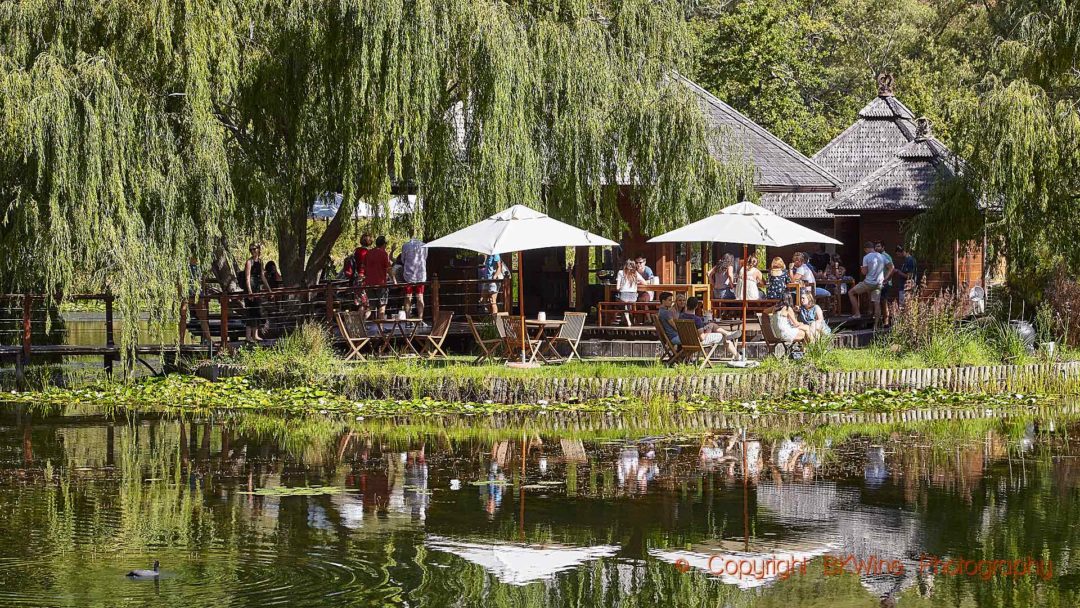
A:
[[400, 237, 428, 323], [791, 252, 830, 298], [849, 241, 884, 322]]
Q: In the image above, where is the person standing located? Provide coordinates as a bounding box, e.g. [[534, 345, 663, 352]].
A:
[[616, 259, 645, 326], [364, 235, 393, 319], [400, 236, 428, 324], [848, 241, 885, 323], [244, 243, 269, 342], [874, 241, 896, 325], [480, 253, 505, 314], [709, 253, 736, 300], [735, 255, 763, 300], [893, 245, 916, 308]]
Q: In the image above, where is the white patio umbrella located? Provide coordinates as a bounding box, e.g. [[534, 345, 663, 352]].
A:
[[426, 536, 619, 585], [425, 205, 617, 365], [648, 201, 841, 361]]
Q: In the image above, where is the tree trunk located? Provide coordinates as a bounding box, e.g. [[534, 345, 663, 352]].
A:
[[304, 198, 352, 286], [211, 237, 241, 293], [277, 202, 309, 287]]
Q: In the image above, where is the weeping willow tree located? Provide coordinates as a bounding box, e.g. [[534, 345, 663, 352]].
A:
[[910, 0, 1079, 291], [0, 0, 749, 356]]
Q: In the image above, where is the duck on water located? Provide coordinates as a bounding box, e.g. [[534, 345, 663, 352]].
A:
[[126, 561, 160, 578]]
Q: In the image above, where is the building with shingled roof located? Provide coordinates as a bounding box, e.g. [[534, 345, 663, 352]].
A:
[[760, 74, 984, 294]]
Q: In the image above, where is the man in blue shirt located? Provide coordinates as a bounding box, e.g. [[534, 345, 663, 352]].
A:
[[657, 292, 681, 345]]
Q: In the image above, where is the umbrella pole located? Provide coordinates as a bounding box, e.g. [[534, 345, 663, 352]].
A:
[[518, 252, 526, 363], [741, 243, 748, 360]]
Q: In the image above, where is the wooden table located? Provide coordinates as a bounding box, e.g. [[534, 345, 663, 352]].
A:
[[525, 319, 565, 363], [372, 317, 423, 356]]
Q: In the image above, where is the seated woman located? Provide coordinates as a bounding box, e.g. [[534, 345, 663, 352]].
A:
[[798, 292, 830, 340], [616, 259, 645, 326], [823, 254, 848, 294], [765, 257, 790, 300], [772, 294, 810, 344]]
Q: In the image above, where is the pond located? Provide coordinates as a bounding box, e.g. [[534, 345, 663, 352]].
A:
[[0, 404, 1077, 607]]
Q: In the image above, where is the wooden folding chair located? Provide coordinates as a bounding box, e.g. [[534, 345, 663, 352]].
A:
[[544, 312, 587, 362], [675, 319, 720, 369], [652, 314, 681, 365], [757, 311, 805, 357], [417, 311, 454, 359], [466, 314, 505, 364], [335, 311, 371, 361]]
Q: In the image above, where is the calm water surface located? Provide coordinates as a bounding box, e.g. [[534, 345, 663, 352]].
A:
[[0, 406, 1077, 607]]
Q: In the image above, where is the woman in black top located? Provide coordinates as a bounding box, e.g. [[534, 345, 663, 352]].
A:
[[244, 243, 269, 342]]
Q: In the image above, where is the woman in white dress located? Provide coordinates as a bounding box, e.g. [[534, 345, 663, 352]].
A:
[[771, 294, 809, 343], [615, 259, 645, 326], [735, 255, 764, 300]]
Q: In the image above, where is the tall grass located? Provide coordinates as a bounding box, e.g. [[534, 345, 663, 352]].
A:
[[231, 322, 344, 385]]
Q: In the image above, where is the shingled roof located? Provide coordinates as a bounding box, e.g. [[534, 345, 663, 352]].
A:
[[827, 118, 959, 213], [760, 74, 931, 219], [676, 75, 841, 194]]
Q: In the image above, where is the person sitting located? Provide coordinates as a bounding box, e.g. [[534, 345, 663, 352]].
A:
[[677, 295, 741, 359], [824, 254, 847, 293], [678, 295, 703, 329], [810, 245, 831, 277], [616, 259, 645, 325], [264, 260, 282, 290], [709, 253, 737, 300], [657, 292, 682, 345], [772, 294, 810, 344], [765, 256, 790, 300], [798, 292, 830, 339], [791, 252, 831, 299], [635, 255, 658, 302]]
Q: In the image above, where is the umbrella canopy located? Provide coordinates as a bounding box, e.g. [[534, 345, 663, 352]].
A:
[[647, 200, 841, 246], [424, 205, 617, 255], [426, 536, 619, 586], [309, 192, 418, 220]]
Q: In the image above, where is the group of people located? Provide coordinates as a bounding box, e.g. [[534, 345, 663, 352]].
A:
[[848, 241, 916, 325], [242, 243, 282, 342], [614, 255, 659, 325], [339, 233, 429, 323], [656, 291, 743, 360]]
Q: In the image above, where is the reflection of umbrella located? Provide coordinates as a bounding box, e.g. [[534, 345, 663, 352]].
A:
[[426, 536, 619, 585], [309, 192, 418, 220], [649, 201, 841, 361], [425, 205, 617, 365], [650, 541, 833, 589]]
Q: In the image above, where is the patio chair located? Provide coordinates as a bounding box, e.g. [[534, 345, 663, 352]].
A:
[[417, 311, 454, 359], [544, 312, 587, 362], [757, 311, 805, 357], [652, 315, 681, 366], [501, 315, 544, 362], [335, 311, 371, 361], [675, 319, 721, 369], [466, 314, 505, 364]]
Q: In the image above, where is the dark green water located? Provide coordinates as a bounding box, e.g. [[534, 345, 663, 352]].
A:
[[0, 406, 1077, 607]]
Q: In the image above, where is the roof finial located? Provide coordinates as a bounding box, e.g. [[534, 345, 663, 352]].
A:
[[915, 117, 931, 141], [877, 73, 895, 97]]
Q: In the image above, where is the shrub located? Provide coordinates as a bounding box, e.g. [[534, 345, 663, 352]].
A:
[[235, 321, 343, 385], [1044, 268, 1080, 346]]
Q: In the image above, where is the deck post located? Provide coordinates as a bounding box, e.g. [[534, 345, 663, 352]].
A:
[[21, 294, 32, 361], [501, 275, 511, 314], [431, 275, 441, 321], [219, 294, 230, 352], [104, 293, 115, 376], [325, 283, 335, 325]]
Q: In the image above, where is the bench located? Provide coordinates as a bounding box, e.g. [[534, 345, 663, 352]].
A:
[[711, 299, 779, 320], [598, 300, 661, 326]]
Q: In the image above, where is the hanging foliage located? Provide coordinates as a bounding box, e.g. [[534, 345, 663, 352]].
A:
[[0, 0, 750, 359]]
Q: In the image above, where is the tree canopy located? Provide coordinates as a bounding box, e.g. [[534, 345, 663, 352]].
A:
[[0, 0, 749, 335]]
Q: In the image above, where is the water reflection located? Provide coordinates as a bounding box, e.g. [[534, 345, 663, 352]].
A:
[[0, 406, 1077, 607]]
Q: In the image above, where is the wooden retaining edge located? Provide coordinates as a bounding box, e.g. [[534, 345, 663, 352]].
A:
[[330, 361, 1080, 403], [195, 361, 1080, 404]]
